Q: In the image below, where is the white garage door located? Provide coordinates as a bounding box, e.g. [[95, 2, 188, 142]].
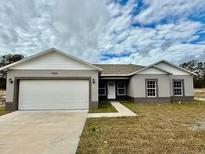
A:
[[18, 80, 89, 110]]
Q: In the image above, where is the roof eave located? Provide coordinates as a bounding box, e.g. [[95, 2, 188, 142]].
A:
[[154, 60, 197, 76], [100, 74, 129, 77], [128, 65, 173, 76], [0, 48, 103, 71]]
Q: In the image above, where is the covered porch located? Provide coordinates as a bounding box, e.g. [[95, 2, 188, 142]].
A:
[[98, 77, 129, 101]]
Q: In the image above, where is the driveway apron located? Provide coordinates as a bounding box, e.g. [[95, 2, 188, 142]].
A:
[[0, 111, 87, 154]]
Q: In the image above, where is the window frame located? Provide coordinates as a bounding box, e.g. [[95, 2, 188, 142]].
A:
[[99, 81, 106, 96], [173, 79, 184, 96], [145, 79, 158, 97], [117, 81, 126, 96]]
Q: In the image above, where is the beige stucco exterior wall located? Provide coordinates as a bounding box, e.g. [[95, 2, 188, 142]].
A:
[[128, 74, 194, 98], [169, 75, 194, 96], [6, 69, 99, 103], [128, 74, 171, 98]]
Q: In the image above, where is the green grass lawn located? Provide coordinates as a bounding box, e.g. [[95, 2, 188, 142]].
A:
[[0, 89, 7, 116], [0, 106, 8, 116], [77, 101, 205, 154], [89, 101, 117, 113]]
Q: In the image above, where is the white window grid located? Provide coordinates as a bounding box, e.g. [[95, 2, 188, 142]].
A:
[[173, 80, 183, 96], [146, 80, 157, 97], [117, 81, 126, 96], [99, 82, 106, 96]]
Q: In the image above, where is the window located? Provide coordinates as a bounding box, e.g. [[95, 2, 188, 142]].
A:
[[117, 81, 126, 95], [146, 80, 157, 97], [173, 80, 183, 96], [99, 81, 106, 96]]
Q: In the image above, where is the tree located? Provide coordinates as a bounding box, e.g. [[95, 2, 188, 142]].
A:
[[0, 54, 24, 89], [180, 60, 205, 88]]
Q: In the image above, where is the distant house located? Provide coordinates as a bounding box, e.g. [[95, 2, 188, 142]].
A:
[[0, 48, 195, 111]]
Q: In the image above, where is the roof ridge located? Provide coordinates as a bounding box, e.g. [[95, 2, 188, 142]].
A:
[[93, 64, 145, 67]]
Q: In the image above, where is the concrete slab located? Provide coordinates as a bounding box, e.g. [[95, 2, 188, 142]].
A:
[[195, 97, 205, 101], [0, 111, 87, 154], [87, 102, 136, 118]]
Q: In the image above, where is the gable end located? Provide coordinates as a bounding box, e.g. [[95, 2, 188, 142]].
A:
[[0, 48, 103, 71]]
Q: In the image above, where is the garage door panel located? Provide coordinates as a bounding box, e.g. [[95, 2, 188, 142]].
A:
[[18, 80, 89, 110]]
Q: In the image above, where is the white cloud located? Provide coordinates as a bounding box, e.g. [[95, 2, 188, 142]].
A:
[[99, 20, 204, 54], [134, 0, 205, 24], [104, 43, 205, 65], [0, 0, 110, 63], [0, 0, 205, 65], [100, 0, 205, 65]]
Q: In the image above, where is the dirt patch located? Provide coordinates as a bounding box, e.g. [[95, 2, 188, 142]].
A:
[[192, 121, 205, 131], [195, 88, 205, 98]]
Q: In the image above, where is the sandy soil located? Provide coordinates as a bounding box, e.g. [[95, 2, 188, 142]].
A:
[[194, 88, 205, 98]]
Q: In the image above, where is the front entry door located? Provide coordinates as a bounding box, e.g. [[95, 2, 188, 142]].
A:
[[107, 81, 116, 99]]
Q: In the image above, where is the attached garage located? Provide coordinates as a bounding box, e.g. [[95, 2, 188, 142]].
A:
[[2, 48, 101, 111], [18, 80, 90, 110]]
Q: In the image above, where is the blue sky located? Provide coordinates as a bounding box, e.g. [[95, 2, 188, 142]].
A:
[[0, 0, 205, 65]]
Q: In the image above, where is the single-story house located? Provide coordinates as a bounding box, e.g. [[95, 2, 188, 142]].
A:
[[0, 48, 195, 111]]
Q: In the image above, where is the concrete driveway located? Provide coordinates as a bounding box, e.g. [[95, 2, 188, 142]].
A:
[[0, 111, 87, 154]]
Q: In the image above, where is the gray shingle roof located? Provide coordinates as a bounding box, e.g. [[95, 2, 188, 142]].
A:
[[93, 64, 145, 75]]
